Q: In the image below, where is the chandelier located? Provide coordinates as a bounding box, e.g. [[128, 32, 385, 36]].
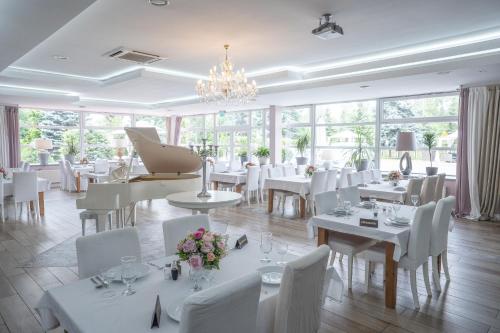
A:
[[196, 44, 258, 104]]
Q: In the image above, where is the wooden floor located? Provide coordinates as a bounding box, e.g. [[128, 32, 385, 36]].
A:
[[0, 190, 499, 333]]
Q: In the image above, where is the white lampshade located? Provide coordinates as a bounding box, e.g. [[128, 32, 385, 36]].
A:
[[395, 132, 416, 151], [33, 138, 53, 151]]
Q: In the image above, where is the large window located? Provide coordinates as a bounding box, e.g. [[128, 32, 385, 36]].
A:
[[135, 115, 168, 142], [380, 94, 458, 175], [84, 113, 132, 160], [281, 106, 312, 164]]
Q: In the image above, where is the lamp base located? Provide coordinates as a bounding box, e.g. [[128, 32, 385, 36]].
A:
[[399, 152, 412, 176], [38, 152, 50, 165]]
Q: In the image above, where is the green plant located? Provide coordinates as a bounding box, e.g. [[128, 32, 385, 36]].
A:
[[238, 150, 248, 158], [254, 146, 270, 158], [62, 132, 79, 156], [422, 132, 437, 167], [348, 126, 372, 167], [295, 132, 310, 157]]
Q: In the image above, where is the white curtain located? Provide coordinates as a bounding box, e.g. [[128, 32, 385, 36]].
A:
[[0, 106, 10, 168], [466, 87, 488, 219]]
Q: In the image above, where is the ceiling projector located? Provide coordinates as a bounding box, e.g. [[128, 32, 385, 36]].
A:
[[312, 13, 344, 40]]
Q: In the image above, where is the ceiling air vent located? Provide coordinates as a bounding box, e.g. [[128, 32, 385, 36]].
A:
[[106, 48, 164, 64]]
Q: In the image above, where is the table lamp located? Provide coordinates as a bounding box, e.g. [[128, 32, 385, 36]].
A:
[[33, 138, 53, 165], [395, 132, 416, 176]]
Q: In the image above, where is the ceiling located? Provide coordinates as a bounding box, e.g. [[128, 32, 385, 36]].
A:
[[1, 0, 500, 115]]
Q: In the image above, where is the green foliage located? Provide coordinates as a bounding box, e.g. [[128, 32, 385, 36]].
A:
[[422, 132, 437, 167], [348, 126, 373, 168], [254, 146, 270, 158], [238, 150, 247, 158], [295, 131, 310, 157], [281, 148, 293, 163], [62, 131, 79, 156]]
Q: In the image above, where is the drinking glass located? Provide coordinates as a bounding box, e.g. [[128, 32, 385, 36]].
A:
[[120, 256, 137, 296], [411, 195, 419, 210], [343, 201, 351, 212], [276, 242, 288, 266], [369, 195, 377, 209], [260, 232, 273, 263], [188, 254, 204, 291], [392, 201, 402, 219], [99, 269, 117, 299]]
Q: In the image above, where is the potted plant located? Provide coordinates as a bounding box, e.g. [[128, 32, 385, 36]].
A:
[[349, 128, 371, 171], [295, 132, 310, 165], [62, 135, 79, 164], [422, 132, 438, 175], [238, 150, 248, 164], [254, 146, 270, 165]]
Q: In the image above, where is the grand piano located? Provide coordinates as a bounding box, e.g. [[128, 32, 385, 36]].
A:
[[76, 127, 202, 229]]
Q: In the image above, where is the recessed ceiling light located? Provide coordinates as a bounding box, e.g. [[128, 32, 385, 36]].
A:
[[360, 85, 370, 88], [53, 55, 69, 61], [149, 0, 170, 6], [437, 71, 451, 75]]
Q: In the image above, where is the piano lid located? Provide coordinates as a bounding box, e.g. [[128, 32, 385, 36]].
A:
[[125, 127, 202, 174]]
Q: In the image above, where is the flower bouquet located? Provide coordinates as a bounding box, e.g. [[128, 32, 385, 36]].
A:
[[0, 167, 6, 179], [304, 165, 316, 178], [245, 162, 256, 169], [387, 170, 402, 186]]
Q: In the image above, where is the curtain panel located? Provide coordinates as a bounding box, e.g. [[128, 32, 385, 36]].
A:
[[455, 88, 471, 217], [173, 116, 183, 146], [5, 106, 20, 168], [0, 106, 10, 168]]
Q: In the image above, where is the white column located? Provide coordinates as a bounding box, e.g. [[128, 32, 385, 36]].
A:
[[269, 105, 282, 165], [167, 116, 176, 145]]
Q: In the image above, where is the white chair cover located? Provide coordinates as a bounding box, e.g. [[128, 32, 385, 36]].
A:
[[420, 176, 438, 204], [434, 173, 446, 202], [75, 228, 142, 279], [273, 245, 330, 333], [13, 172, 38, 203], [179, 272, 261, 333], [430, 196, 455, 257], [326, 169, 338, 191], [338, 186, 361, 206], [296, 164, 306, 176], [314, 191, 338, 215], [347, 172, 362, 186], [269, 167, 283, 178], [283, 165, 296, 177], [404, 202, 436, 269], [338, 167, 352, 188], [360, 170, 371, 184], [309, 171, 328, 212], [162, 214, 210, 256], [58, 160, 67, 190], [213, 161, 227, 172], [404, 178, 424, 205], [94, 159, 110, 174], [370, 169, 382, 182], [259, 164, 272, 202], [229, 160, 241, 171]]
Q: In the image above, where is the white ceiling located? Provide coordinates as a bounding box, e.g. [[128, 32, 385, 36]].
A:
[[1, 0, 500, 114]]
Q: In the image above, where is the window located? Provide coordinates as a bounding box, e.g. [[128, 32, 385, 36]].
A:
[[380, 94, 458, 176], [135, 115, 168, 142], [19, 109, 80, 164], [83, 113, 132, 160], [180, 115, 213, 146], [281, 106, 312, 164]]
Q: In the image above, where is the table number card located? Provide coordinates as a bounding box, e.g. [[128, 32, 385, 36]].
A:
[[235, 234, 248, 249], [360, 218, 378, 228], [151, 295, 161, 329]]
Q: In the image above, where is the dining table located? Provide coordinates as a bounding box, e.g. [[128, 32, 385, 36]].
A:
[[36, 239, 305, 333], [2, 177, 51, 216], [264, 175, 311, 218], [210, 170, 247, 193], [358, 180, 409, 202]]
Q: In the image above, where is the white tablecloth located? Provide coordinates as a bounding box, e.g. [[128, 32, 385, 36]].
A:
[[2, 177, 51, 196], [358, 180, 408, 202], [263, 176, 311, 199], [210, 171, 247, 185], [36, 239, 342, 333]]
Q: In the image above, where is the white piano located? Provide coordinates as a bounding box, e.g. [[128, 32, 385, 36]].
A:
[[76, 127, 202, 230]]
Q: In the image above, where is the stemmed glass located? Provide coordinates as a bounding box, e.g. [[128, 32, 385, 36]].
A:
[[121, 256, 137, 296], [411, 195, 419, 210], [392, 201, 402, 219], [276, 242, 288, 266], [189, 254, 204, 292], [369, 195, 377, 210], [260, 232, 273, 264]]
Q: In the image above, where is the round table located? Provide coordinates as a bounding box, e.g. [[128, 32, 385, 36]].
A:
[[166, 190, 242, 214]]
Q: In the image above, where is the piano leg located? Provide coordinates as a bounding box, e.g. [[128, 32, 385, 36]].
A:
[[130, 203, 137, 226]]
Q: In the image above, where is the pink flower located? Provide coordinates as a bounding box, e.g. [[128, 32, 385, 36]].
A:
[[207, 252, 216, 262], [176, 242, 183, 251], [193, 230, 204, 240], [201, 241, 214, 253], [217, 241, 225, 250], [182, 239, 197, 253], [198, 227, 206, 233], [202, 232, 214, 242], [189, 255, 203, 269]]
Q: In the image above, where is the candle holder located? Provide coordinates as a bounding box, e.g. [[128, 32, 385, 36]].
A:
[[189, 139, 218, 198]]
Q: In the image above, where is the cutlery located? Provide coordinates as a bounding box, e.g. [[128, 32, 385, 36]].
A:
[[95, 275, 108, 288], [90, 277, 103, 288]]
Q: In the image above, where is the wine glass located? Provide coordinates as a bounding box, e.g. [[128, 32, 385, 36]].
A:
[[189, 254, 204, 291], [369, 195, 377, 209], [392, 201, 402, 219], [411, 195, 419, 210], [120, 256, 137, 296], [100, 269, 117, 299], [276, 242, 288, 266], [260, 232, 273, 264]]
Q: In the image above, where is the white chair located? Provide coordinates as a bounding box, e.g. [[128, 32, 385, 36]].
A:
[[307, 171, 328, 214], [404, 178, 424, 205], [242, 166, 260, 204], [326, 169, 338, 191], [179, 272, 261, 333], [269, 166, 283, 178], [12, 172, 39, 221], [162, 214, 210, 256], [296, 164, 306, 176], [229, 160, 241, 171], [347, 172, 362, 186], [315, 191, 377, 289], [362, 202, 436, 309], [338, 167, 352, 188], [23, 162, 31, 171], [19, 161, 26, 171], [338, 186, 361, 206], [360, 170, 371, 184], [58, 160, 67, 190], [430, 196, 455, 291], [93, 158, 110, 176], [0, 178, 5, 222], [283, 164, 296, 177], [434, 173, 446, 202], [213, 161, 227, 172], [370, 169, 382, 182], [64, 160, 85, 192], [272, 245, 330, 333], [75, 228, 142, 279], [420, 176, 438, 204], [259, 164, 272, 202]]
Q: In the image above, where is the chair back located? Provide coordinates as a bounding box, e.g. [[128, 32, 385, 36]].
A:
[[19, 161, 25, 170], [420, 176, 438, 204], [94, 159, 109, 174], [283, 164, 296, 177], [310, 171, 328, 198], [296, 164, 306, 176], [338, 167, 352, 188], [404, 178, 424, 205], [434, 173, 446, 202], [23, 162, 31, 172], [58, 160, 67, 189], [162, 214, 210, 256], [246, 166, 260, 191], [13, 172, 38, 202], [314, 191, 338, 215], [76, 228, 142, 279], [371, 169, 382, 182], [213, 161, 227, 172], [64, 160, 75, 178], [229, 160, 241, 171], [360, 170, 371, 184], [326, 169, 338, 191], [179, 272, 261, 333], [259, 164, 272, 190], [407, 202, 436, 267], [347, 172, 362, 186], [274, 245, 330, 333], [430, 196, 455, 256], [269, 166, 283, 178], [338, 186, 361, 206]]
